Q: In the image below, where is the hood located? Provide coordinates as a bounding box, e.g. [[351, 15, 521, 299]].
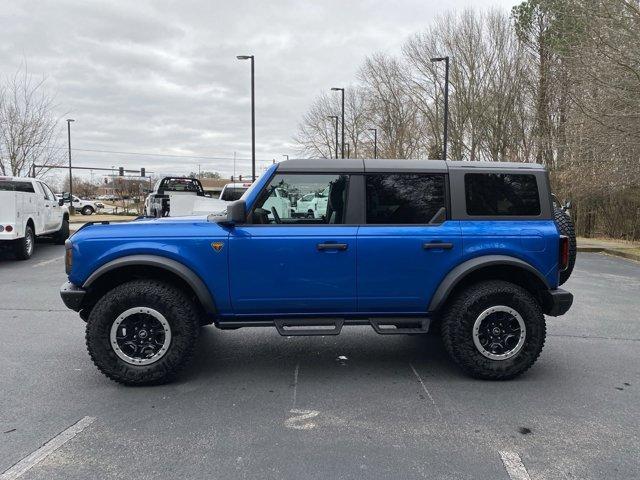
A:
[[71, 215, 227, 241]]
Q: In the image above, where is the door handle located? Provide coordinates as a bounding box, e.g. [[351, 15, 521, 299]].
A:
[[317, 243, 348, 251], [423, 242, 453, 250]]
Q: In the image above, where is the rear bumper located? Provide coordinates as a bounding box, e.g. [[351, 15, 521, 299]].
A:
[[544, 288, 573, 316], [60, 281, 85, 311]]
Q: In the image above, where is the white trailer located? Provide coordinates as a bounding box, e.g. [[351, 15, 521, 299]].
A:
[[0, 177, 69, 260]]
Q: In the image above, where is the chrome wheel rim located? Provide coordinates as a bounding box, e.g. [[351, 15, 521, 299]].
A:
[[472, 306, 526, 360], [110, 307, 172, 365]]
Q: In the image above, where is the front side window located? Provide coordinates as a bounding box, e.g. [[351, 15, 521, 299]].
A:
[[465, 173, 540, 216], [366, 174, 446, 224], [251, 174, 349, 224]]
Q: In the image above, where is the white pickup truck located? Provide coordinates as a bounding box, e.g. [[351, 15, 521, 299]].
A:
[[55, 194, 100, 215], [0, 177, 69, 259], [145, 177, 228, 217]]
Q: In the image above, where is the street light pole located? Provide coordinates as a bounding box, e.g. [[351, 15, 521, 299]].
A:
[[430, 56, 450, 160], [237, 55, 256, 180], [328, 116, 339, 159], [66, 119, 75, 213], [368, 128, 377, 159], [346, 143, 350, 159], [331, 87, 345, 158]]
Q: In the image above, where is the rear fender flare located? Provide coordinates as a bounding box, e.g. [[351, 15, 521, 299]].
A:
[[428, 255, 550, 312], [83, 255, 216, 314]]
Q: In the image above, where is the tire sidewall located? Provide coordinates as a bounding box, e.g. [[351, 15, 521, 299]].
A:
[[82, 206, 94, 215], [55, 217, 69, 244], [86, 281, 199, 385], [443, 282, 545, 379]]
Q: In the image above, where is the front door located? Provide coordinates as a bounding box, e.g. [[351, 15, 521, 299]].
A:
[[357, 173, 462, 314], [229, 172, 357, 315]]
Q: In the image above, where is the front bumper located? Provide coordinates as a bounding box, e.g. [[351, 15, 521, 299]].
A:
[[60, 281, 85, 311], [544, 288, 573, 316]]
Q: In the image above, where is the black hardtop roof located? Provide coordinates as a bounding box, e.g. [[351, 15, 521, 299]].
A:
[[276, 159, 546, 173]]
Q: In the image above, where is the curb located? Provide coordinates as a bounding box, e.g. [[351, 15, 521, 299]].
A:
[[577, 246, 640, 262]]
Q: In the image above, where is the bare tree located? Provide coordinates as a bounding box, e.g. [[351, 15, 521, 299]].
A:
[[0, 66, 65, 177]]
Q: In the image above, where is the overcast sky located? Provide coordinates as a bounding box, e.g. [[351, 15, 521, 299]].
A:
[[2, 0, 517, 181]]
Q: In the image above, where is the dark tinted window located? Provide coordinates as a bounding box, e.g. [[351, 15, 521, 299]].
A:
[[0, 180, 35, 193], [465, 173, 540, 216], [366, 174, 446, 224]]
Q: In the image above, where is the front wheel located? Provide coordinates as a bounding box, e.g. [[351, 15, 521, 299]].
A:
[[86, 280, 200, 385], [81, 206, 95, 215], [441, 280, 546, 380]]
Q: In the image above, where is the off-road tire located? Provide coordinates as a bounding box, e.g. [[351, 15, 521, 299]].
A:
[[441, 280, 546, 380], [81, 205, 95, 216], [86, 280, 200, 386], [54, 215, 69, 245], [554, 208, 576, 285], [15, 224, 35, 260]]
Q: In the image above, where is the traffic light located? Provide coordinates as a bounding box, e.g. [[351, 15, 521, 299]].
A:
[[140, 167, 145, 177], [119, 167, 124, 176]]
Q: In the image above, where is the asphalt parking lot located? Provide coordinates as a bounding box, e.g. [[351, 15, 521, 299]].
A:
[[0, 245, 638, 480]]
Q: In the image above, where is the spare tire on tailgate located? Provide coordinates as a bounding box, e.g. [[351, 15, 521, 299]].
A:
[[554, 208, 576, 285]]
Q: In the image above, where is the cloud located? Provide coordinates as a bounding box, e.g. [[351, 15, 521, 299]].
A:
[[1, 0, 517, 180]]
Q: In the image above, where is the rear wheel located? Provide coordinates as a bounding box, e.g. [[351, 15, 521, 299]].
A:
[[86, 280, 200, 385], [15, 225, 35, 260], [441, 280, 545, 380]]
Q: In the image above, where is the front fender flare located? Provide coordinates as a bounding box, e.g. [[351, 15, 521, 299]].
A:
[[83, 254, 216, 314], [428, 255, 550, 312]]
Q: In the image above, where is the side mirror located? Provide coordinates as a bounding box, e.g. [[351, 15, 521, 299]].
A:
[[58, 199, 65, 206], [227, 200, 246, 225]]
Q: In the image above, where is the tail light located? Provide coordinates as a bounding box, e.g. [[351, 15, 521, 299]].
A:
[[559, 235, 569, 271], [65, 239, 73, 274], [5, 225, 13, 232]]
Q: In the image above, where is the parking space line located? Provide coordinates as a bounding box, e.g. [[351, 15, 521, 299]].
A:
[[0, 416, 96, 480], [31, 257, 62, 268], [499, 451, 531, 480]]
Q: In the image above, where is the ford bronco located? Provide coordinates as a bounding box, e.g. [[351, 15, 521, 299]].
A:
[[60, 159, 575, 385]]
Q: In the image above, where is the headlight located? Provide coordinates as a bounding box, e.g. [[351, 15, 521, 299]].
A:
[[65, 239, 73, 274]]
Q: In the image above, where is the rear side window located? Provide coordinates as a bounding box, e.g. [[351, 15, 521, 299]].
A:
[[465, 173, 540, 216], [0, 180, 35, 193], [366, 174, 446, 224]]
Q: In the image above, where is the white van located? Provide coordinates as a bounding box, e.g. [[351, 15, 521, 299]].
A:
[[0, 177, 69, 260]]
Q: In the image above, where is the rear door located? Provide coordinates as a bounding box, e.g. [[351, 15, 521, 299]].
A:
[[357, 172, 462, 314], [229, 172, 357, 315]]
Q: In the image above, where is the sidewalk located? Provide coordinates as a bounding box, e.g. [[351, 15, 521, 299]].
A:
[[577, 237, 640, 262]]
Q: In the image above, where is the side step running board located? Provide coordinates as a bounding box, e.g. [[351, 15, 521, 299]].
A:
[[274, 318, 344, 336], [369, 318, 431, 335]]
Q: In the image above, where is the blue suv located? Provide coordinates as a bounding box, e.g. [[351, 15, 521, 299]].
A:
[[60, 159, 575, 385]]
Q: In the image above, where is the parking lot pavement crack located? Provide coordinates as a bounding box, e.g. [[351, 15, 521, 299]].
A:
[[409, 363, 450, 429]]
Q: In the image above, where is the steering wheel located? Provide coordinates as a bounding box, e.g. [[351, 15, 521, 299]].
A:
[[270, 207, 281, 224]]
